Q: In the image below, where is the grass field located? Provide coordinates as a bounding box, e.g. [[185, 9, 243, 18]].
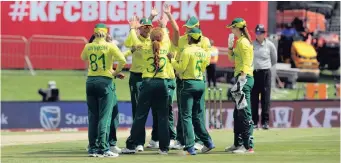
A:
[[1, 128, 340, 163], [1, 70, 340, 101]]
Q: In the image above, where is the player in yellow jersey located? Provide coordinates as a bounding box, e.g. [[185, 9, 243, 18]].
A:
[[146, 4, 180, 150], [225, 18, 255, 154], [168, 27, 215, 155], [122, 15, 175, 154], [85, 33, 128, 154], [124, 7, 157, 121], [170, 15, 212, 151], [81, 23, 126, 157], [124, 6, 180, 150], [124, 16, 154, 152]]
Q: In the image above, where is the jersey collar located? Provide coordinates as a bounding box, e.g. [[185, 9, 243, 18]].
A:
[[93, 38, 106, 43], [138, 35, 151, 42]]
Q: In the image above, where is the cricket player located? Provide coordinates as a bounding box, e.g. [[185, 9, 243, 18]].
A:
[[85, 33, 128, 154], [147, 4, 180, 150], [122, 16, 173, 155], [124, 18, 152, 152], [225, 18, 255, 154], [172, 16, 212, 150], [81, 23, 126, 157], [105, 34, 132, 154], [124, 8, 158, 151], [168, 27, 215, 155], [125, 7, 158, 121]]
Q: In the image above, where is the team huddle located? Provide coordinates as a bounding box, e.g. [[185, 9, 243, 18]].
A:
[[81, 4, 255, 157]]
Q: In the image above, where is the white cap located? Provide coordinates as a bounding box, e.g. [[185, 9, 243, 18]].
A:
[[48, 81, 56, 89]]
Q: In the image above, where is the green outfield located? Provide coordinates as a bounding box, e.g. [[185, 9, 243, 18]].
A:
[[1, 70, 339, 101], [1, 128, 340, 163]]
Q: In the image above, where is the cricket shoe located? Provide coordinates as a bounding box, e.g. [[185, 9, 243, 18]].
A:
[[232, 146, 255, 154], [88, 151, 98, 157], [201, 140, 215, 153], [87, 147, 99, 157], [262, 124, 269, 130], [224, 145, 240, 153], [169, 140, 178, 149], [136, 145, 144, 152], [171, 141, 184, 150], [121, 148, 136, 154], [97, 151, 119, 157], [110, 146, 122, 154], [186, 146, 197, 155], [158, 149, 168, 155], [194, 143, 203, 151], [146, 140, 159, 149]]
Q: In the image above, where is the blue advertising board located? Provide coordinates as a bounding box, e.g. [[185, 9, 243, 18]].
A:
[[1, 102, 153, 129]]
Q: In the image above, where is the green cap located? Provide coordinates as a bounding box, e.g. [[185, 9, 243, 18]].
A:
[[95, 23, 107, 28], [183, 16, 200, 28], [140, 18, 153, 26], [187, 27, 202, 40], [226, 18, 247, 28]]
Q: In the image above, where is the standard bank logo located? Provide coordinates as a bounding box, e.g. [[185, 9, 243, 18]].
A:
[[40, 106, 61, 129]]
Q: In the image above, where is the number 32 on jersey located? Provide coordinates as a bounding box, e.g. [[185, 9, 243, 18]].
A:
[[146, 57, 167, 72]]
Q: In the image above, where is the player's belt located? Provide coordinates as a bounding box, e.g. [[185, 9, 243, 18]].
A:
[[254, 68, 270, 72], [130, 72, 142, 76]]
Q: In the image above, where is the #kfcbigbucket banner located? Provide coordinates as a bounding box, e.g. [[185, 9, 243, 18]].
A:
[[1, 100, 339, 131], [1, 1, 268, 69]]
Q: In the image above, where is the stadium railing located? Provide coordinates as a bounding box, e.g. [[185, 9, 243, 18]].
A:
[[28, 35, 88, 71], [1, 35, 35, 75]]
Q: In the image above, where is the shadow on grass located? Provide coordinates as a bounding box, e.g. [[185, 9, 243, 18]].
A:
[[2, 149, 187, 158], [3, 149, 85, 158], [3, 147, 245, 159]]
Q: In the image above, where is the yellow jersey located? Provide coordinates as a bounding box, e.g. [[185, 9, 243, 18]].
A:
[[163, 28, 176, 79], [171, 44, 209, 80], [228, 36, 254, 77], [81, 38, 126, 78], [128, 29, 172, 79], [124, 29, 151, 73], [176, 34, 211, 62]]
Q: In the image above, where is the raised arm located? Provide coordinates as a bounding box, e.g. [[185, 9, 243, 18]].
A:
[[148, 6, 158, 22], [227, 33, 235, 62], [164, 3, 179, 47], [125, 16, 142, 47], [158, 13, 171, 43]]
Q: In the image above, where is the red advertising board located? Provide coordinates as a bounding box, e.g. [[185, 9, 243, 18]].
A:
[[1, 1, 268, 69]]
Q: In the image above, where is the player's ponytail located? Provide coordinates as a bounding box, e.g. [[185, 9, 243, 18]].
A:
[[152, 40, 161, 72], [105, 34, 113, 42], [241, 27, 252, 44], [150, 27, 164, 77]]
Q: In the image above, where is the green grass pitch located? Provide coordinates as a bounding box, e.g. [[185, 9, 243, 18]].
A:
[[1, 128, 340, 163], [1, 70, 339, 101]]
